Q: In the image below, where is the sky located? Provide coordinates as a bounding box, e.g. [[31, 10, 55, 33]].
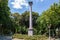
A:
[[8, 0, 59, 14]]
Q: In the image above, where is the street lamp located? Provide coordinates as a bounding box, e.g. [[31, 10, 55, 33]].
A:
[[56, 28, 58, 37], [48, 24, 51, 40], [28, 1, 33, 36]]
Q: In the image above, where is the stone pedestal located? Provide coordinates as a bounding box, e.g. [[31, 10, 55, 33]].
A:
[[28, 28, 33, 36]]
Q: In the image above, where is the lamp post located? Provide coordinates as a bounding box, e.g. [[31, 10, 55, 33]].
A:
[[56, 28, 60, 40], [48, 24, 51, 40], [56, 28, 58, 38], [28, 1, 33, 36]]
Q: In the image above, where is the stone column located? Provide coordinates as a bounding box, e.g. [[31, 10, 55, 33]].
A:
[[28, 1, 33, 36]]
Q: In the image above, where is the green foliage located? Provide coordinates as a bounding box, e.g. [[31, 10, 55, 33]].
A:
[[0, 0, 10, 24], [37, 3, 60, 36], [11, 11, 39, 34], [0, 0, 11, 35], [0, 0, 17, 35], [19, 11, 39, 27], [13, 34, 47, 40]]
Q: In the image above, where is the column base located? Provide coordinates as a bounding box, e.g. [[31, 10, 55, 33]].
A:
[[28, 28, 33, 36]]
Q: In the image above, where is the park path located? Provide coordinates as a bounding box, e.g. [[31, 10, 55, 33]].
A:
[[0, 36, 12, 40], [0, 36, 59, 40], [12, 38, 24, 40], [13, 38, 59, 40], [46, 38, 59, 40]]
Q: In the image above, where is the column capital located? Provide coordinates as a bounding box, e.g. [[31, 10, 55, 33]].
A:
[[28, 1, 33, 6]]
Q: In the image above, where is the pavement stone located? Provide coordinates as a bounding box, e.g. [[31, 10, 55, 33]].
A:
[[0, 36, 12, 40]]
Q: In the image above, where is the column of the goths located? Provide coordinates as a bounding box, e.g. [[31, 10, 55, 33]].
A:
[[28, 1, 33, 36]]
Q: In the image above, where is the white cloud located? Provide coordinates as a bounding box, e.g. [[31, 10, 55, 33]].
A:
[[11, 0, 28, 9]]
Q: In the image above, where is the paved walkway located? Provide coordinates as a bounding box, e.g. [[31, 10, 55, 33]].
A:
[[47, 38, 59, 40], [12, 38, 24, 40], [0, 36, 12, 40]]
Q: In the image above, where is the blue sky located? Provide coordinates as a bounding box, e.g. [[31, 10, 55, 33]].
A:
[[8, 0, 59, 14]]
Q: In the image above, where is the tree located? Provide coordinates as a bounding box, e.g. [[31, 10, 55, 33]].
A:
[[0, 0, 14, 35], [11, 11, 39, 34], [0, 0, 10, 24], [12, 13, 21, 26], [37, 3, 60, 35], [11, 13, 21, 33]]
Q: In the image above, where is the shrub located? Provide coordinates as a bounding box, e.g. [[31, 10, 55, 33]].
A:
[[13, 34, 48, 40]]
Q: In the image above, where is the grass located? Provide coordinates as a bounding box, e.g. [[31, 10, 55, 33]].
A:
[[13, 34, 48, 40]]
